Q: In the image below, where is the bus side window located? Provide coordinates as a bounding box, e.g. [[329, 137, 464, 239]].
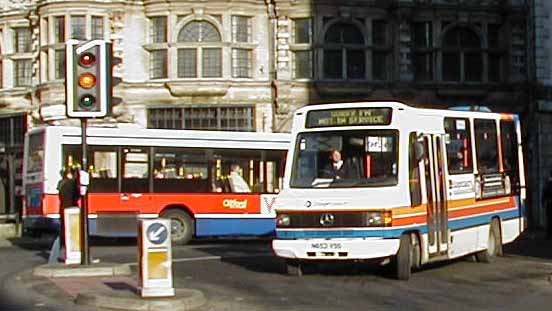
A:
[[88, 146, 118, 193], [265, 150, 286, 193], [212, 149, 262, 193], [152, 147, 209, 193], [500, 120, 520, 193], [474, 119, 499, 174], [444, 118, 473, 174], [409, 132, 422, 207]]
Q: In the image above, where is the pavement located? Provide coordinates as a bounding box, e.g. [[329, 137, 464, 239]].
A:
[[2, 232, 552, 311]]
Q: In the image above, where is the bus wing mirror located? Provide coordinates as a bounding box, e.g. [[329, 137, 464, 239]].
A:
[[414, 142, 425, 162]]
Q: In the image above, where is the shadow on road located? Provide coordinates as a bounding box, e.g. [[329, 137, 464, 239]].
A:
[[503, 231, 552, 260]]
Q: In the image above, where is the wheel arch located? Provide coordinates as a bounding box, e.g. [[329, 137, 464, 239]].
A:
[[160, 204, 195, 219]]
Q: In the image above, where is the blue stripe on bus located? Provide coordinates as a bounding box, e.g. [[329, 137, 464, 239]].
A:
[[195, 218, 275, 237], [275, 208, 521, 240]]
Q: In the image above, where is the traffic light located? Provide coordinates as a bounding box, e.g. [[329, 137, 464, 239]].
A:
[[66, 39, 112, 118]]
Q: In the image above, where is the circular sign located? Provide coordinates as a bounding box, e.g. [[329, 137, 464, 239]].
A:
[[146, 222, 168, 245]]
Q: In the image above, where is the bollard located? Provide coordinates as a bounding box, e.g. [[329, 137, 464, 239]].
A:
[[138, 218, 175, 298], [64, 207, 82, 264]]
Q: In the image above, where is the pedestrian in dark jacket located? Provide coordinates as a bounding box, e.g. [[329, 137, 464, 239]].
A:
[[57, 167, 80, 246]]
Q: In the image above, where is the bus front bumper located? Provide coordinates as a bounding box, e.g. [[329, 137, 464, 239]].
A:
[[272, 237, 400, 260]]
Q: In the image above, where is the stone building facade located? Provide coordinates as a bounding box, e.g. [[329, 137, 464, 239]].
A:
[[0, 0, 535, 221]]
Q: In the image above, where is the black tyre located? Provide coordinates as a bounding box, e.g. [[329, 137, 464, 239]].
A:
[[285, 259, 303, 276], [410, 233, 421, 270], [476, 219, 501, 263], [161, 209, 194, 245], [394, 234, 412, 280]]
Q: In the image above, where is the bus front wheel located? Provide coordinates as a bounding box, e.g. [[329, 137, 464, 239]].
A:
[[476, 219, 502, 263], [394, 234, 413, 280], [161, 209, 194, 245]]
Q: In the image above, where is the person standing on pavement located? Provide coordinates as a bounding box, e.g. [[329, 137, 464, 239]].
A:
[[56, 167, 80, 249], [544, 172, 552, 239]]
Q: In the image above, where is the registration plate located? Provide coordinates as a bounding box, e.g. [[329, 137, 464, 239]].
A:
[[310, 242, 343, 250]]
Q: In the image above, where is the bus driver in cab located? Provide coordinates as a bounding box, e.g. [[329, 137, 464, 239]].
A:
[[321, 149, 354, 180]]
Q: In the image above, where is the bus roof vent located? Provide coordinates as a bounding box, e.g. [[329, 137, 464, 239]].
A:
[[448, 105, 492, 112]]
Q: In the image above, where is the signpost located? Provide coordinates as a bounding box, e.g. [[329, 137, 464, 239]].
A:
[[138, 219, 175, 298]]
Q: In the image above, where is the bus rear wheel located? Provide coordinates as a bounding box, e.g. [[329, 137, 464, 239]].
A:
[[394, 234, 413, 280], [161, 209, 194, 245], [476, 219, 502, 263]]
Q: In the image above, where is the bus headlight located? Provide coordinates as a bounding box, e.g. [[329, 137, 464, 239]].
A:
[[276, 214, 291, 227], [365, 211, 392, 227]]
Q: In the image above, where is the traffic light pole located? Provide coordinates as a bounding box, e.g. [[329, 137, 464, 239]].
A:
[[80, 118, 90, 265]]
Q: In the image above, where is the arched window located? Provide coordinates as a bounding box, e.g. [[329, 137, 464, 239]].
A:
[[323, 22, 365, 79], [442, 26, 483, 82], [177, 21, 222, 78]]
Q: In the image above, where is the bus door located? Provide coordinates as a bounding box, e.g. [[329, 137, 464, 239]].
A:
[[120, 147, 151, 212], [422, 134, 449, 257]]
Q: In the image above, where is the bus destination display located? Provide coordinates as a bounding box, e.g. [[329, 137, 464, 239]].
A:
[[306, 108, 392, 128]]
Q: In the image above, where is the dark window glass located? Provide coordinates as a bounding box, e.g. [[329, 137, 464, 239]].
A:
[[465, 53, 483, 82], [372, 20, 387, 46], [488, 53, 501, 82], [324, 50, 342, 79], [294, 18, 311, 44], [14, 60, 32, 87], [55, 49, 65, 80], [147, 107, 254, 131], [294, 50, 312, 79], [150, 50, 167, 79], [324, 22, 364, 44], [413, 22, 432, 48], [150, 16, 167, 43], [347, 50, 365, 79], [488, 24, 500, 49], [443, 52, 460, 81], [71, 16, 86, 40], [177, 49, 197, 78], [203, 48, 222, 78], [372, 51, 387, 81], [409, 132, 422, 206], [178, 21, 221, 42], [444, 118, 473, 174], [55, 16, 65, 43], [232, 48, 251, 78], [232, 16, 251, 43], [91, 16, 104, 40], [474, 119, 499, 174], [14, 28, 31, 53], [414, 52, 433, 81]]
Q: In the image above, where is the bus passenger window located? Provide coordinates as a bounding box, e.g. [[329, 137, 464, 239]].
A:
[[91, 151, 117, 178], [152, 148, 208, 193], [444, 118, 473, 174], [212, 149, 262, 193], [474, 119, 499, 174]]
